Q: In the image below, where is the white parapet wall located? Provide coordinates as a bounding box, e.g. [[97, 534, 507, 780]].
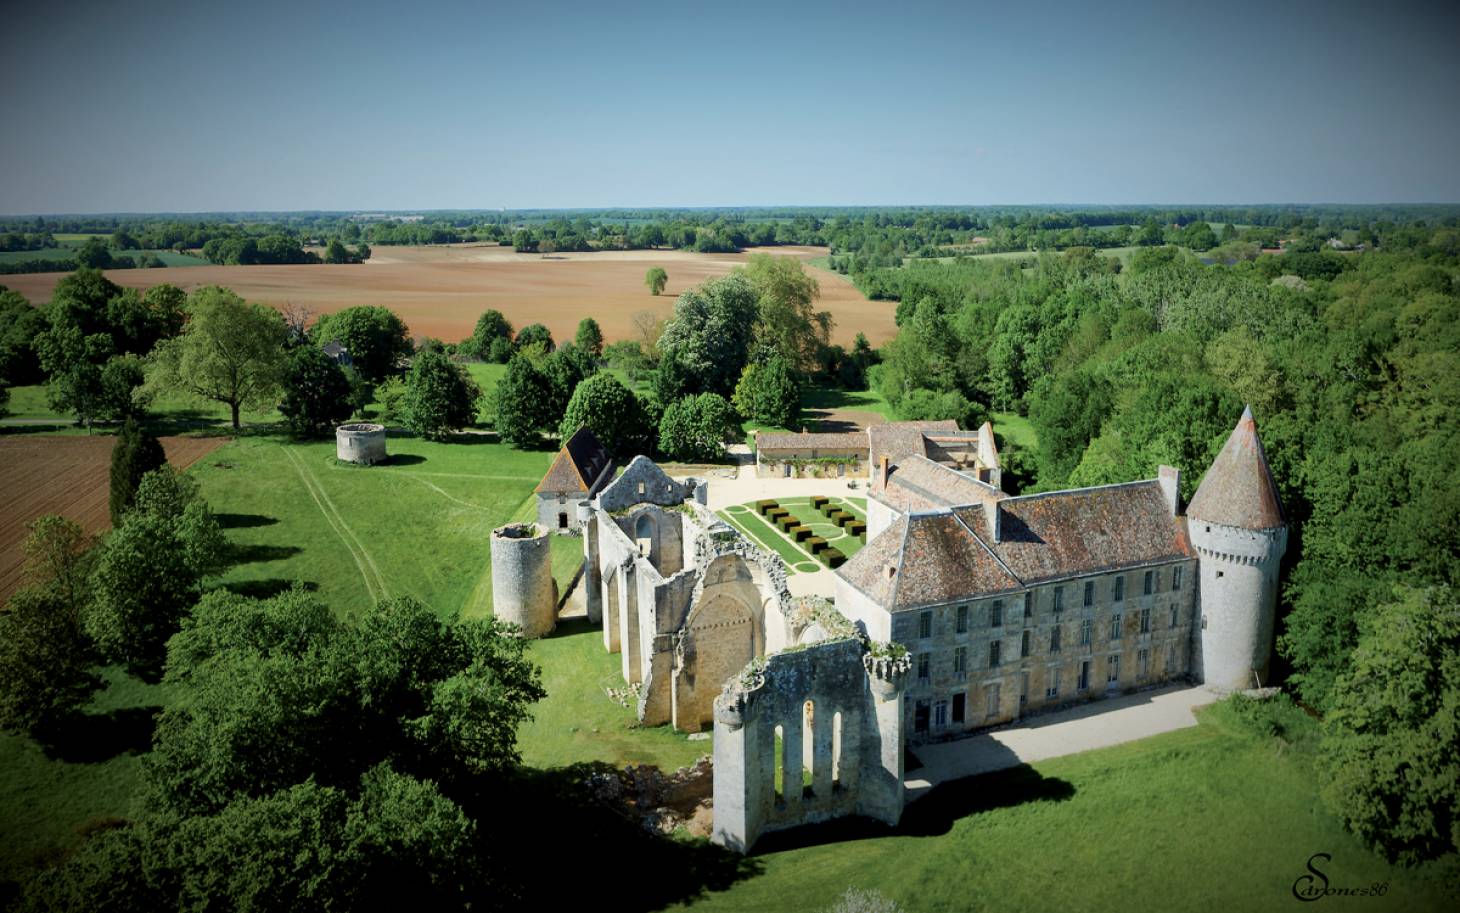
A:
[[336, 423, 388, 465]]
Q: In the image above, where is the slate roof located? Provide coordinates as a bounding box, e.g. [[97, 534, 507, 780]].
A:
[[756, 430, 867, 452], [873, 455, 1006, 514], [536, 427, 613, 495], [1186, 406, 1285, 530], [839, 478, 1195, 608]]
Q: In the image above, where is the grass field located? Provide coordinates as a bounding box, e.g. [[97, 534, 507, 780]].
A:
[[671, 700, 1458, 913], [0, 248, 209, 267], [989, 411, 1037, 451]]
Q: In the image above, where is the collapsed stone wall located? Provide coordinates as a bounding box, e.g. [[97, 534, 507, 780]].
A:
[[712, 637, 909, 853]]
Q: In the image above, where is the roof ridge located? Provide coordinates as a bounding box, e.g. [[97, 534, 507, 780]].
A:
[[950, 506, 1024, 587], [1000, 477, 1160, 504]]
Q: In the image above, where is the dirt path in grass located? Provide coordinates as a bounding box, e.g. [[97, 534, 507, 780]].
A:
[[279, 445, 389, 603]]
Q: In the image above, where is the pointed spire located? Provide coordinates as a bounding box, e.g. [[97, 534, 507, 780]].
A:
[[1186, 406, 1284, 529]]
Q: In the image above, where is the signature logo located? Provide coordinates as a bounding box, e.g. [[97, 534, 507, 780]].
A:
[[1292, 853, 1389, 902]]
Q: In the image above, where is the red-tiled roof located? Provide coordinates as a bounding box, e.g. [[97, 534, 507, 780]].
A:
[[873, 455, 1006, 514], [838, 512, 1023, 610], [1186, 406, 1284, 530], [535, 427, 612, 495], [868, 420, 959, 468]]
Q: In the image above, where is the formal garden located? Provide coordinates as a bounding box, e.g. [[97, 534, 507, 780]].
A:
[[716, 496, 867, 575]]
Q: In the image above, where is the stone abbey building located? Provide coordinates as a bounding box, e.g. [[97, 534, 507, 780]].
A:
[[495, 408, 1287, 851]]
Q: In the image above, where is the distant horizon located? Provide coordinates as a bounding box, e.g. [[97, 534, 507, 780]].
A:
[[5, 201, 1460, 220]]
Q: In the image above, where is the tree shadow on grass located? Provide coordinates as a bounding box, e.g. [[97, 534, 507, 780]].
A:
[[380, 453, 426, 466], [217, 579, 319, 599], [470, 763, 762, 910], [229, 543, 303, 565], [750, 763, 1075, 854], [39, 706, 161, 763], [216, 512, 277, 529]]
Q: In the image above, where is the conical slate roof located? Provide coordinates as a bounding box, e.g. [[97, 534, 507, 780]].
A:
[[1186, 406, 1284, 530]]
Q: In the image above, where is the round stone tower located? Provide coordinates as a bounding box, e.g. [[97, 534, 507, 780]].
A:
[[1187, 407, 1287, 692], [336, 423, 387, 465], [490, 523, 558, 638]]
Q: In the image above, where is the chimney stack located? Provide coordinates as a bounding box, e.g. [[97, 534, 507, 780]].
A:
[[984, 500, 1001, 542], [1158, 465, 1181, 516], [879, 454, 891, 488]]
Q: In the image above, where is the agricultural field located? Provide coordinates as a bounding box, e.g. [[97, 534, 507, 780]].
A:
[[1, 244, 895, 348], [0, 434, 225, 602]]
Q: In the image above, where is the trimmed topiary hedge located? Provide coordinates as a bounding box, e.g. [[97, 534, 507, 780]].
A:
[[790, 525, 812, 542], [805, 537, 827, 554], [810, 496, 829, 511], [821, 548, 846, 568]]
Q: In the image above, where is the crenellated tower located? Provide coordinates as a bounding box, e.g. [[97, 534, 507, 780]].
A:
[[1187, 407, 1288, 691]]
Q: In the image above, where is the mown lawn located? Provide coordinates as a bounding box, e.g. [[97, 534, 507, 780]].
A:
[[673, 700, 1458, 913], [990, 411, 1037, 451]]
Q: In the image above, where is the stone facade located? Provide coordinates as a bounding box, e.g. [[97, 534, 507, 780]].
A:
[[335, 423, 387, 465], [535, 428, 614, 535], [711, 637, 908, 852], [490, 523, 558, 638]]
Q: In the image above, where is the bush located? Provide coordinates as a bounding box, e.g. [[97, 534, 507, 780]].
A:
[[810, 496, 829, 510], [821, 548, 846, 568], [806, 537, 827, 554]]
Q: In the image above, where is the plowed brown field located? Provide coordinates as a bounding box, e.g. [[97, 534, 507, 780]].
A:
[[0, 435, 227, 602], [3, 245, 895, 348]]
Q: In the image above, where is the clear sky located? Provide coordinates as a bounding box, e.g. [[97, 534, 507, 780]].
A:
[[2, 0, 1457, 213]]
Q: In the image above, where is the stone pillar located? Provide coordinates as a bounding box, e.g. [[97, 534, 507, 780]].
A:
[[581, 506, 601, 624], [711, 682, 767, 853], [603, 567, 621, 654], [619, 561, 641, 684], [859, 651, 910, 827]]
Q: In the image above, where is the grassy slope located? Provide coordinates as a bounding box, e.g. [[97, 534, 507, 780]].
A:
[[989, 411, 1037, 451], [675, 702, 1457, 913]]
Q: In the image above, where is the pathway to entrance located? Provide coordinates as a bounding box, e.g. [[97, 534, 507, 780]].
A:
[[905, 684, 1218, 801]]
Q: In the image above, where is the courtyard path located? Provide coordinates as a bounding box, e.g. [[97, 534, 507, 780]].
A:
[[905, 684, 1217, 801]]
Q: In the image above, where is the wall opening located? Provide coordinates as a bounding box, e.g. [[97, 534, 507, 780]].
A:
[[831, 710, 843, 790], [773, 724, 785, 805], [802, 700, 815, 798]]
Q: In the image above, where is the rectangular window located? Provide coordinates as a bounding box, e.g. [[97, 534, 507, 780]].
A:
[[990, 601, 1003, 628], [1078, 660, 1090, 690], [1080, 618, 1092, 645], [1114, 576, 1125, 602], [1172, 566, 1183, 591], [919, 611, 932, 639], [1083, 580, 1094, 607], [917, 652, 930, 681], [989, 640, 1002, 668], [956, 604, 969, 633], [914, 699, 930, 733], [1143, 570, 1153, 595], [1140, 608, 1151, 634], [1053, 587, 1064, 613], [1138, 648, 1150, 678], [934, 700, 948, 729], [1050, 625, 1062, 653], [1020, 670, 1029, 704], [1110, 613, 1123, 641], [1023, 592, 1032, 618], [1020, 629, 1031, 658], [1169, 603, 1178, 629], [1166, 642, 1178, 674], [952, 691, 966, 723], [1108, 654, 1120, 683], [985, 684, 1000, 717], [1045, 670, 1060, 700], [954, 646, 967, 676]]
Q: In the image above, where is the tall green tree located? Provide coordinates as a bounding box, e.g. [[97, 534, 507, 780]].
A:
[[645, 266, 668, 296], [657, 274, 758, 399], [280, 345, 354, 438], [493, 353, 557, 447], [733, 357, 800, 429], [557, 372, 650, 456], [1317, 586, 1460, 864], [311, 306, 413, 384], [401, 350, 482, 441], [740, 253, 831, 369], [514, 323, 554, 353], [574, 318, 604, 359], [109, 417, 167, 523], [147, 287, 288, 429], [467, 309, 514, 361], [657, 393, 739, 461]]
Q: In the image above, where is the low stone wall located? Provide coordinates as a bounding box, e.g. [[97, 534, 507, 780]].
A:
[[336, 423, 387, 465]]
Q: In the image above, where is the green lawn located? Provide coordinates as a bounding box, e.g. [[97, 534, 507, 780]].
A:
[[673, 700, 1458, 913], [2, 384, 283, 432], [990, 411, 1037, 451], [518, 618, 709, 771], [0, 248, 209, 267], [717, 496, 869, 573]]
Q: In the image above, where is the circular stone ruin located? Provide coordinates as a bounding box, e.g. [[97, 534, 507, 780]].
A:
[[336, 423, 387, 465], [490, 523, 558, 638]]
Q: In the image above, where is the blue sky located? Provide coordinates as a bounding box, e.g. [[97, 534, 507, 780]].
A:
[[2, 0, 1457, 213]]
